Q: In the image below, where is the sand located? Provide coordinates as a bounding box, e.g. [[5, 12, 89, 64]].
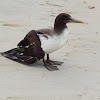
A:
[[0, 0, 100, 100]]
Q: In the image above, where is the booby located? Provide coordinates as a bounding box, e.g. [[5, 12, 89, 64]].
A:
[[1, 13, 84, 71]]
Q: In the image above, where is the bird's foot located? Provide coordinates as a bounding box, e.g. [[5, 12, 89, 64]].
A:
[[46, 60, 63, 65], [43, 59, 59, 71]]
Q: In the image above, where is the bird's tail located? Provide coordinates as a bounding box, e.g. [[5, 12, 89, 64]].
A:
[[0, 48, 38, 65]]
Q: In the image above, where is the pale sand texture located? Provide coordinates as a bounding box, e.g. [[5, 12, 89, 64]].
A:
[[0, 0, 100, 100]]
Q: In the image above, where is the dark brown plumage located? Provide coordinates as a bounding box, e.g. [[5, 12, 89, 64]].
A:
[[1, 30, 45, 64]]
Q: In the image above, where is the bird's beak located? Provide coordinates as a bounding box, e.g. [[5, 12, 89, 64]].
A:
[[68, 17, 84, 23]]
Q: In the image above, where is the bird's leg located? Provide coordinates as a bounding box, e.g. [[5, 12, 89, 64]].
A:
[[46, 54, 64, 65], [43, 58, 58, 71]]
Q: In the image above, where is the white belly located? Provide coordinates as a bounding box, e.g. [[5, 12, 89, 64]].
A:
[[39, 29, 68, 54]]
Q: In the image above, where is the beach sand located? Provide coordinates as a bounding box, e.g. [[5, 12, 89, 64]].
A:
[[0, 0, 100, 100]]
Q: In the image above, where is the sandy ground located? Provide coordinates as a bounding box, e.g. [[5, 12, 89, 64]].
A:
[[0, 0, 100, 100]]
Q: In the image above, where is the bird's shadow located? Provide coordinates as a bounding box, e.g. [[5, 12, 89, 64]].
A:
[[17, 60, 45, 69]]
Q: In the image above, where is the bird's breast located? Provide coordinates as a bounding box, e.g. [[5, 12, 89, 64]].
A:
[[38, 29, 68, 54]]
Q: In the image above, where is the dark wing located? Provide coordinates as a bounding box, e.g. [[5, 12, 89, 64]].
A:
[[1, 30, 45, 65]]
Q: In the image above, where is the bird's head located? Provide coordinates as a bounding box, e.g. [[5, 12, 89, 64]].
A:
[[55, 13, 84, 25], [54, 13, 84, 33]]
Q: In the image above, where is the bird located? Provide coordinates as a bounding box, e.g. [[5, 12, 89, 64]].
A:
[[1, 13, 84, 71]]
